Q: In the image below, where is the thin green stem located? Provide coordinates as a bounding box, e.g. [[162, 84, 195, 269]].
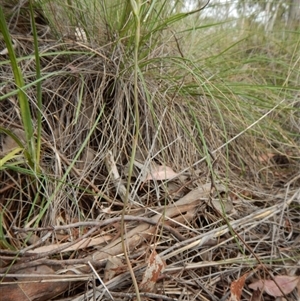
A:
[[121, 1, 141, 300], [29, 0, 42, 172]]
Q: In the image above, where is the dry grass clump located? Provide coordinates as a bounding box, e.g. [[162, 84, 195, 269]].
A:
[[0, 1, 300, 300]]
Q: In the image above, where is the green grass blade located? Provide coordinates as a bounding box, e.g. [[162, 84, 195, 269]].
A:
[[29, 0, 42, 171], [0, 7, 35, 161], [0, 147, 23, 169]]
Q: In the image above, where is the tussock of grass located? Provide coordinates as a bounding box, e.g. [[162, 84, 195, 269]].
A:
[[0, 0, 300, 300]]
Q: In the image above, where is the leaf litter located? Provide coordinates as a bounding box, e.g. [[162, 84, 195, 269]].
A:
[[139, 249, 166, 293], [249, 275, 300, 298], [0, 2, 300, 301]]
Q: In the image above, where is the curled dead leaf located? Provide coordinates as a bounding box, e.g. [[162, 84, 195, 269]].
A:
[[230, 273, 248, 301], [139, 250, 166, 292]]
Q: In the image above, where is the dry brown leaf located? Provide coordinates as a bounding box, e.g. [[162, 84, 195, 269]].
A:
[[257, 153, 275, 163], [77, 147, 95, 170], [229, 273, 248, 301], [104, 256, 124, 282], [165, 182, 184, 199], [139, 249, 166, 292], [92, 196, 201, 262], [250, 289, 262, 301], [1, 265, 71, 301], [211, 198, 233, 214], [249, 275, 299, 297], [1, 129, 25, 154], [296, 277, 300, 299], [144, 164, 179, 181]]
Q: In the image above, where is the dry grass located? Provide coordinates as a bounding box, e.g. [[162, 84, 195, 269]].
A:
[[0, 1, 300, 301]]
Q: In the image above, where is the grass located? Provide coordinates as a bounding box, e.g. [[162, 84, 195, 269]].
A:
[[0, 0, 300, 300]]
